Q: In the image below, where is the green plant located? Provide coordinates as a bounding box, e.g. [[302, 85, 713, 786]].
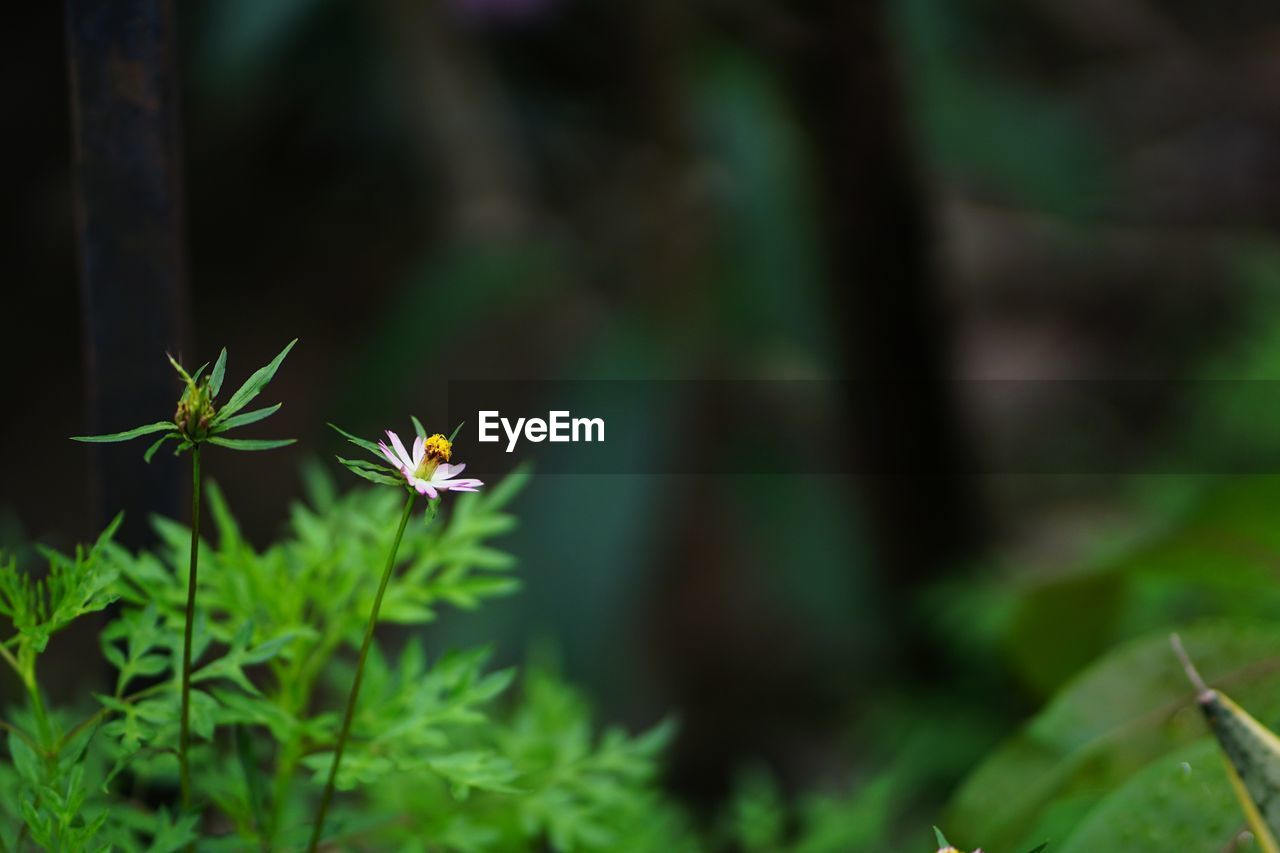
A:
[[941, 476, 1280, 852], [0, 455, 690, 849], [71, 341, 296, 813]]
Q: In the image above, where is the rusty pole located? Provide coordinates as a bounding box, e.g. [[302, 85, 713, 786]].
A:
[[66, 0, 188, 544]]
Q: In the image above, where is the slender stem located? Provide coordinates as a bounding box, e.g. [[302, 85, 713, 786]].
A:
[[179, 444, 202, 810], [308, 490, 416, 852], [0, 642, 21, 679]]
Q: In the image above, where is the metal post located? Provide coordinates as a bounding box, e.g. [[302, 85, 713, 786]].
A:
[[66, 0, 188, 543]]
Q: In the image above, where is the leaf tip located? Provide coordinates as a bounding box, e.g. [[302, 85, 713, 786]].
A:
[[1170, 633, 1210, 695]]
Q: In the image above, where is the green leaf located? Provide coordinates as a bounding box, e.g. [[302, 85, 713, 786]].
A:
[[207, 436, 295, 451], [411, 415, 427, 438], [71, 422, 175, 443], [139, 808, 200, 852], [9, 731, 40, 784], [337, 457, 403, 486], [56, 721, 98, 775], [104, 604, 170, 694], [934, 827, 951, 847], [215, 338, 297, 421], [143, 433, 179, 463], [193, 627, 299, 695], [204, 479, 244, 555], [208, 347, 228, 397], [426, 750, 520, 795], [948, 623, 1280, 852], [1172, 635, 1280, 847], [1056, 740, 1243, 852], [189, 689, 219, 741], [166, 352, 195, 384], [212, 403, 281, 432], [448, 421, 465, 442], [329, 422, 383, 458], [241, 631, 298, 665]]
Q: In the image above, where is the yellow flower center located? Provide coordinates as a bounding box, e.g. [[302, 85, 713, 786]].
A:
[[414, 434, 453, 478], [424, 434, 452, 462]]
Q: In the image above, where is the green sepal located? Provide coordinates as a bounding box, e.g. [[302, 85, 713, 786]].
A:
[[411, 415, 427, 438], [207, 436, 296, 452], [72, 422, 176, 443], [448, 422, 465, 442]]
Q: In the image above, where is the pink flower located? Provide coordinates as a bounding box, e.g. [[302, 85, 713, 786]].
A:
[[377, 429, 484, 500]]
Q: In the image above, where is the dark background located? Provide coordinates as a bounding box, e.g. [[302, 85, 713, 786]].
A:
[[5, 0, 1280, 838]]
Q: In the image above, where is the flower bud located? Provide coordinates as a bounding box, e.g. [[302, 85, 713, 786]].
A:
[[175, 381, 218, 442]]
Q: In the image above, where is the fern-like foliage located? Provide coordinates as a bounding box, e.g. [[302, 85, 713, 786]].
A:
[[0, 467, 685, 850]]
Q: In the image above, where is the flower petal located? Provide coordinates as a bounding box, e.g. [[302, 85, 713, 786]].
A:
[[386, 430, 414, 470], [440, 478, 483, 492], [432, 462, 471, 481], [412, 435, 425, 468], [378, 441, 403, 471]]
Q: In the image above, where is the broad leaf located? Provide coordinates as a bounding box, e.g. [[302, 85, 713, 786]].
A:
[[947, 623, 1280, 852], [1057, 740, 1245, 852]]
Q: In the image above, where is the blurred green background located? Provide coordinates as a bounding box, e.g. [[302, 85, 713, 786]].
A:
[[6, 0, 1280, 847]]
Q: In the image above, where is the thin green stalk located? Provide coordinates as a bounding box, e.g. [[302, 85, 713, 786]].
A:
[[0, 642, 20, 679], [308, 490, 416, 852], [179, 444, 202, 810]]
